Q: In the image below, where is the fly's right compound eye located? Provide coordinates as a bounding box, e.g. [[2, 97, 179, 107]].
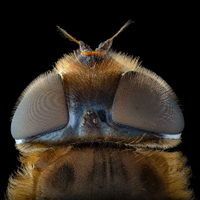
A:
[[112, 69, 184, 139]]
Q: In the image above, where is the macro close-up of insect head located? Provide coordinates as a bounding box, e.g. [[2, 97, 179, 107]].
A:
[[4, 8, 198, 199]]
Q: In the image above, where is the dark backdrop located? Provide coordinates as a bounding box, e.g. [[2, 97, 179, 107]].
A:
[[2, 2, 198, 199]]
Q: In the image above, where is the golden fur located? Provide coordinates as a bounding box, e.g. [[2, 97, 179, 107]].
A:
[[7, 143, 193, 199]]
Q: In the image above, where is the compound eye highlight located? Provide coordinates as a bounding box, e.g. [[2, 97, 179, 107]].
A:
[[112, 70, 184, 138], [11, 72, 68, 141]]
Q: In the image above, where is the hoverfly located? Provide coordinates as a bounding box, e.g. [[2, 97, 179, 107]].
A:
[[7, 21, 194, 199]]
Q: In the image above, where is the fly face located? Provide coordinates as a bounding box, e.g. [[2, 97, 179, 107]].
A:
[[7, 21, 194, 200]]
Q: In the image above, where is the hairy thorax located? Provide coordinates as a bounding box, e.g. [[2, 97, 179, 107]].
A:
[[8, 143, 192, 200]]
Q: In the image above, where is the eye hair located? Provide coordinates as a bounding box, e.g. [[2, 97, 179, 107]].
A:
[[10, 70, 54, 120]]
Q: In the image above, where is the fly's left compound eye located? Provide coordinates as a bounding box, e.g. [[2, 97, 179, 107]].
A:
[[112, 69, 184, 138], [11, 72, 68, 141]]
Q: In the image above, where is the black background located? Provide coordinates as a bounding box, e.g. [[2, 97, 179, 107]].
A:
[[2, 2, 199, 199]]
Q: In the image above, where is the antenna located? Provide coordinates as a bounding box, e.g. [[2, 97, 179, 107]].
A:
[[57, 20, 134, 57], [57, 26, 80, 44], [109, 20, 134, 42]]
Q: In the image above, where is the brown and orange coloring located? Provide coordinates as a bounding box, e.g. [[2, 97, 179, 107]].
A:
[[6, 21, 194, 199]]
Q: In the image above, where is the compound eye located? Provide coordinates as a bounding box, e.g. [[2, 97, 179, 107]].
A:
[[11, 72, 68, 140], [112, 69, 184, 138]]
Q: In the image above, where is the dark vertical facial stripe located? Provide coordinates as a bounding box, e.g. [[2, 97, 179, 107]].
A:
[[88, 150, 107, 189], [88, 149, 128, 188]]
